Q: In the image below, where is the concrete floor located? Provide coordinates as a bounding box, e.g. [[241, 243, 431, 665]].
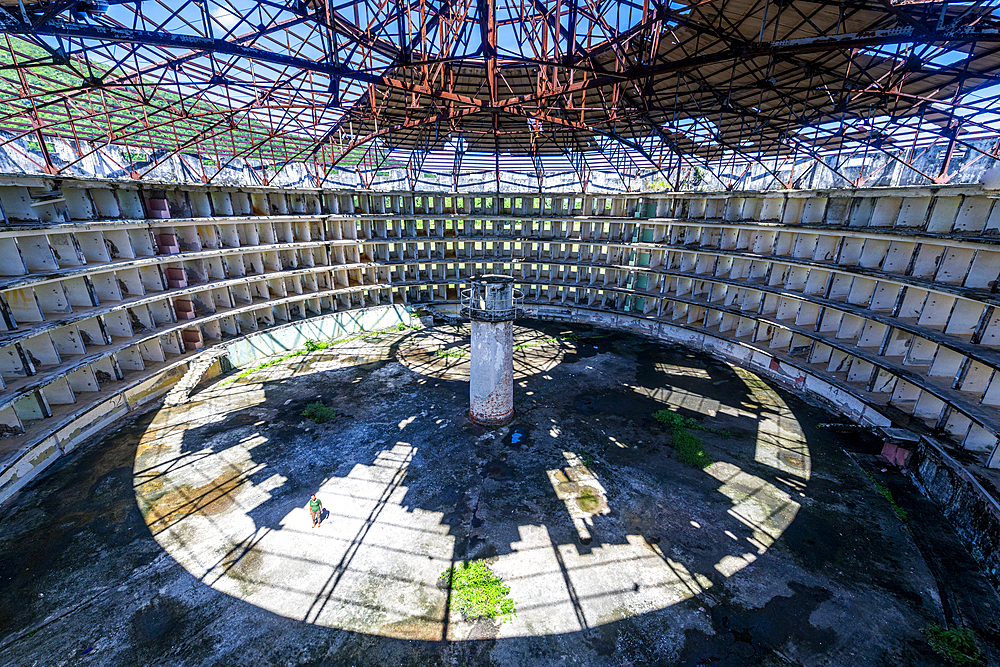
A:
[[1, 323, 999, 666]]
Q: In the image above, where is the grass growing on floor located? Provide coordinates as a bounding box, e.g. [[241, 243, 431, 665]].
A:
[[218, 324, 415, 386], [651, 409, 718, 467], [671, 426, 713, 468], [433, 331, 602, 357], [861, 469, 909, 523], [926, 624, 980, 665], [434, 348, 468, 358], [441, 560, 516, 623], [513, 331, 608, 352], [301, 402, 337, 423], [652, 410, 697, 429], [652, 409, 733, 436], [556, 331, 608, 342], [304, 338, 331, 352], [218, 350, 315, 386], [513, 337, 559, 351]]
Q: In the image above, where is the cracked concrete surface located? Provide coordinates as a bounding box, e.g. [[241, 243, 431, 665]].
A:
[[1, 323, 998, 666]]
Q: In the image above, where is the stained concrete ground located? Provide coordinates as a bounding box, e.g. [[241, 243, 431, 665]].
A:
[[1, 322, 999, 666]]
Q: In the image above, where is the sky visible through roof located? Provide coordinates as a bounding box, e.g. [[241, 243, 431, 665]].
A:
[[0, 1, 998, 189]]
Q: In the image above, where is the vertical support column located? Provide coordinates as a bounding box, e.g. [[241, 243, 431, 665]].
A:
[[464, 274, 519, 425], [470, 319, 514, 425]]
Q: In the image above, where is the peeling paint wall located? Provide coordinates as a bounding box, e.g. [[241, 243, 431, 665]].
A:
[[909, 437, 1000, 587]]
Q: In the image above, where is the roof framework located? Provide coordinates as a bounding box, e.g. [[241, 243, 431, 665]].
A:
[[0, 0, 999, 191]]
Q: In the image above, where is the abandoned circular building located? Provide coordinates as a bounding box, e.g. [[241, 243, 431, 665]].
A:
[[2, 1, 1000, 665]]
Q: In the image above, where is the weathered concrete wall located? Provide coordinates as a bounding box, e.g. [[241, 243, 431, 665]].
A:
[[909, 437, 1000, 587], [0, 362, 185, 506], [469, 319, 514, 425], [222, 305, 410, 368]]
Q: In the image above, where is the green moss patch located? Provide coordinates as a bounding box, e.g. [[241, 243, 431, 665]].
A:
[[652, 409, 696, 429], [926, 624, 980, 665], [861, 469, 909, 523], [301, 402, 337, 424], [576, 487, 601, 513], [671, 427, 712, 468], [652, 410, 714, 467], [652, 409, 732, 436]]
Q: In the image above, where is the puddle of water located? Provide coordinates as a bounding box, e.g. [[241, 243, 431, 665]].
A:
[[511, 430, 523, 444]]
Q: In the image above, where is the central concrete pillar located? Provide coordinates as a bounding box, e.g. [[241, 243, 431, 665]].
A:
[[470, 319, 514, 425], [462, 275, 520, 426]]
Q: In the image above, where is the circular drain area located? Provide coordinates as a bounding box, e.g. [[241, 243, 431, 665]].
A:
[[134, 326, 810, 639]]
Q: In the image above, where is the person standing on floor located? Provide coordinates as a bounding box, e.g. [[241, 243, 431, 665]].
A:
[[308, 493, 323, 528]]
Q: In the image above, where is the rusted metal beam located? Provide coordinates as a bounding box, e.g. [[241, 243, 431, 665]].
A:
[[1, 0, 999, 191], [478, 0, 497, 106]]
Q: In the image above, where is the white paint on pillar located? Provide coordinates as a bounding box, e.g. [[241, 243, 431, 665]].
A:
[[470, 319, 514, 425]]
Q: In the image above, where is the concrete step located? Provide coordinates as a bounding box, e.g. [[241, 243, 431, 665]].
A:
[[162, 351, 227, 407]]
